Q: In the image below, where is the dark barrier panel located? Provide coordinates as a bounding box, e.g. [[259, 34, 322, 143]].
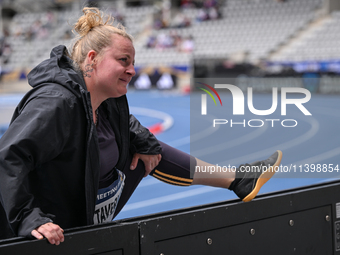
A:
[[140, 180, 340, 255], [1, 180, 340, 254], [0, 222, 140, 255]]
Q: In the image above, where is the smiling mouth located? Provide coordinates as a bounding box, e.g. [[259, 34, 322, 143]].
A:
[[119, 78, 128, 83]]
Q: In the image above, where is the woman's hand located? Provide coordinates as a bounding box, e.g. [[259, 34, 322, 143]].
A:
[[31, 222, 64, 245], [130, 153, 162, 177]]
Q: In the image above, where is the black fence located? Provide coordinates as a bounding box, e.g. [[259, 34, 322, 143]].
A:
[[1, 180, 340, 254]]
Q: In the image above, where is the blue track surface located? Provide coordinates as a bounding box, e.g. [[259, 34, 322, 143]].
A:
[[1, 90, 339, 220]]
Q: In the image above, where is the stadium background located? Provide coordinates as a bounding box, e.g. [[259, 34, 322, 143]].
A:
[[0, 0, 339, 220]]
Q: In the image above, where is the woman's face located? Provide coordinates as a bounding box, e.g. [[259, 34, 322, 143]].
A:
[[94, 34, 136, 98]]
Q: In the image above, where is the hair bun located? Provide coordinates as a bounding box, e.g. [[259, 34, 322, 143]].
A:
[[73, 7, 113, 37]]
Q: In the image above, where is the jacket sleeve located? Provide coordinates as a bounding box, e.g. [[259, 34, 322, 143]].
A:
[[129, 114, 162, 155], [0, 91, 72, 238]]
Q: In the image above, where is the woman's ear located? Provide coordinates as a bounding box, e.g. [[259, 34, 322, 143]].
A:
[[87, 50, 97, 63], [82, 51, 98, 78]]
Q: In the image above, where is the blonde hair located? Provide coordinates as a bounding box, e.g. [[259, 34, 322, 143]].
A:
[[70, 7, 133, 70]]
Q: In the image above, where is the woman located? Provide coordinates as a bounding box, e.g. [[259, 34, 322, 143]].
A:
[[0, 8, 282, 245]]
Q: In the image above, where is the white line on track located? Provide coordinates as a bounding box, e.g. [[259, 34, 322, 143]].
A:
[[130, 106, 174, 132], [309, 106, 340, 118], [191, 122, 269, 157], [220, 115, 320, 166], [167, 112, 221, 148]]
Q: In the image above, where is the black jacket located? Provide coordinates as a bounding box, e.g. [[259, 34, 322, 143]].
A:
[[0, 45, 161, 239]]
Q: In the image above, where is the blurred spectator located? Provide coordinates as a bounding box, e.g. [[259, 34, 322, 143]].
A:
[[147, 35, 157, 48], [12, 22, 24, 38], [25, 17, 52, 41], [180, 0, 195, 8], [180, 0, 202, 8], [31, 20, 43, 39], [156, 33, 174, 49], [171, 12, 191, 28], [153, 9, 168, 30], [171, 31, 183, 50], [180, 36, 194, 53], [153, 17, 167, 30], [146, 31, 194, 53], [153, 0, 172, 30], [208, 6, 219, 20], [196, 0, 221, 21], [25, 26, 34, 41], [197, 8, 209, 22], [203, 0, 218, 8], [1, 44, 12, 64], [162, 0, 172, 28], [146, 30, 194, 53], [0, 29, 12, 65]]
